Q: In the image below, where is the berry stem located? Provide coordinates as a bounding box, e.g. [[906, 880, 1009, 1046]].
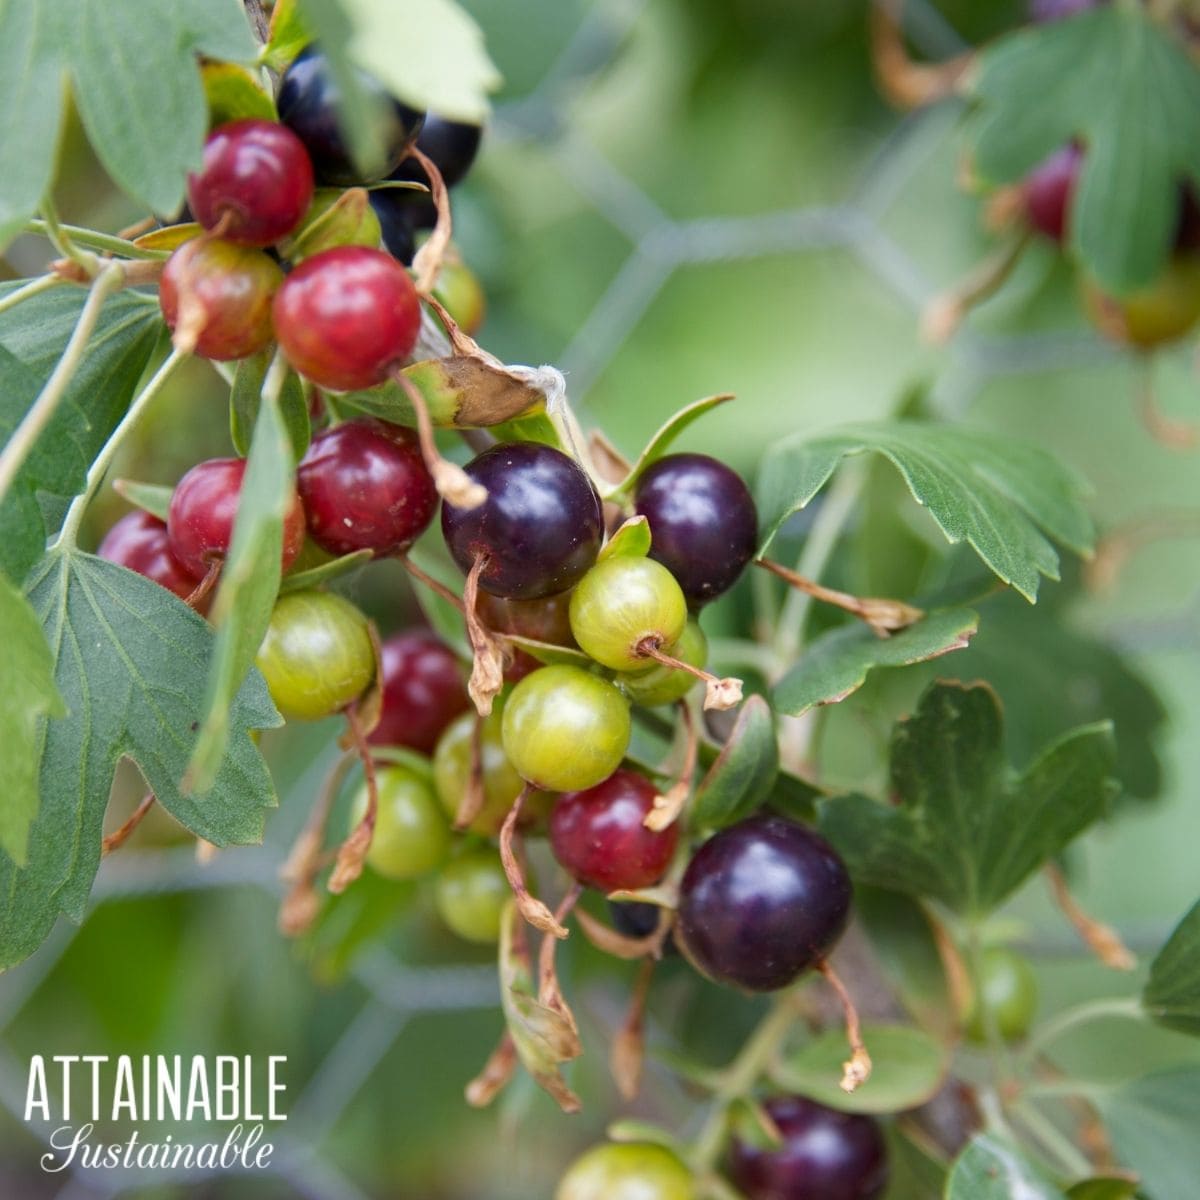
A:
[[869, 0, 973, 109], [756, 557, 924, 636], [1044, 862, 1136, 971], [450, 713, 489, 830], [391, 368, 488, 509], [920, 229, 1033, 345], [817, 958, 873, 1093], [328, 702, 380, 893], [22, 218, 169, 261], [38, 196, 101, 277], [400, 554, 468, 614], [0, 273, 64, 317], [465, 1032, 518, 1108], [186, 560, 223, 610], [0, 261, 126, 508], [56, 346, 189, 549], [410, 147, 452, 295], [574, 906, 673, 960], [611, 956, 656, 1101], [1135, 356, 1199, 449], [464, 553, 506, 715], [644, 701, 698, 831], [101, 791, 156, 856], [1016, 996, 1146, 1074], [499, 785, 569, 939], [636, 638, 744, 711]]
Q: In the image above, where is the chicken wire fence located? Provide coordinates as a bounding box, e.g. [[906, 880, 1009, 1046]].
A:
[[0, 1, 1184, 1196]]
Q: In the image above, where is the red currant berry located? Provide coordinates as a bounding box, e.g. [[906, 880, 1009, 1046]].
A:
[[297, 417, 437, 556], [368, 629, 469, 754], [97, 511, 203, 607], [676, 813, 852, 992], [728, 1096, 889, 1200], [634, 454, 758, 606], [1023, 143, 1081, 243], [159, 238, 282, 361], [187, 119, 314, 247], [272, 246, 421, 392], [441, 443, 604, 600], [277, 46, 425, 186], [167, 457, 306, 581], [550, 769, 678, 892]]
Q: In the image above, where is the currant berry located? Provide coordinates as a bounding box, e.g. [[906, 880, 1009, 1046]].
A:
[[272, 246, 421, 392], [964, 947, 1038, 1043], [619, 619, 707, 707], [256, 589, 375, 721], [97, 511, 203, 607], [392, 114, 484, 190], [728, 1096, 889, 1200], [1023, 144, 1081, 243], [433, 708, 526, 835], [476, 589, 576, 648], [159, 238, 282, 361], [676, 813, 852, 992], [435, 850, 509, 944], [368, 629, 469, 754], [569, 556, 688, 673], [609, 901, 675, 951], [187, 118, 314, 246], [297, 417, 438, 556], [350, 764, 449, 880], [441, 443, 604, 600], [277, 45, 425, 185], [550, 770, 678, 892], [634, 454, 758, 606], [370, 189, 428, 264], [167, 457, 306, 581], [501, 665, 631, 793], [556, 1143, 694, 1200], [1083, 255, 1200, 348]]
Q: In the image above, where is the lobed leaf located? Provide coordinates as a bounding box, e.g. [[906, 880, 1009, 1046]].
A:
[[772, 607, 978, 716], [691, 695, 778, 830], [230, 350, 310, 461], [3, 549, 278, 970], [818, 681, 1117, 917], [968, 5, 1200, 293], [757, 422, 1094, 602], [1143, 899, 1200, 1037]]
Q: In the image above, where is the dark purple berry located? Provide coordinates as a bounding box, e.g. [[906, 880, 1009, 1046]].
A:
[[676, 813, 851, 992], [728, 1096, 888, 1200], [277, 46, 425, 186], [441, 443, 603, 600], [635, 453, 758, 607], [391, 114, 483, 189]]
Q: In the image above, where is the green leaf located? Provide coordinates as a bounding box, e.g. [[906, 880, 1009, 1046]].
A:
[[856, 888, 953, 1036], [186, 383, 295, 794], [4, 548, 278, 970], [301, 870, 416, 985], [946, 1135, 1066, 1200], [0, 287, 162, 581], [1066, 1180, 1139, 1200], [230, 350, 310, 461], [604, 393, 735, 500], [504, 635, 592, 670], [818, 681, 1117, 917], [112, 479, 173, 522], [757, 422, 1094, 602], [263, 0, 312, 72], [598, 516, 652, 562], [1096, 1069, 1200, 1200], [74, 0, 256, 217], [968, 5, 1200, 292], [279, 549, 374, 595], [773, 608, 978, 717], [0, 3, 65, 248], [1144, 899, 1200, 1037], [772, 1024, 949, 1115], [318, 0, 502, 124], [691, 695, 778, 830], [0, 576, 65, 864], [201, 61, 277, 127]]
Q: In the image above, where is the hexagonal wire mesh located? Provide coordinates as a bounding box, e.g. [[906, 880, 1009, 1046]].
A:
[[0, 1, 1186, 1197]]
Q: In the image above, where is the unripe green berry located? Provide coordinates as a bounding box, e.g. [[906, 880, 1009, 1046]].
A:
[[285, 187, 383, 262], [433, 708, 525, 836], [964, 946, 1038, 1043], [435, 850, 508, 943], [569, 556, 687, 672], [351, 764, 449, 880], [556, 1143, 695, 1200], [619, 619, 708, 706], [501, 665, 631, 792], [256, 589, 374, 720]]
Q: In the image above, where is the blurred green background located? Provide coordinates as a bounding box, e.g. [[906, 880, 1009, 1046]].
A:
[[2, 0, 1198, 1196]]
